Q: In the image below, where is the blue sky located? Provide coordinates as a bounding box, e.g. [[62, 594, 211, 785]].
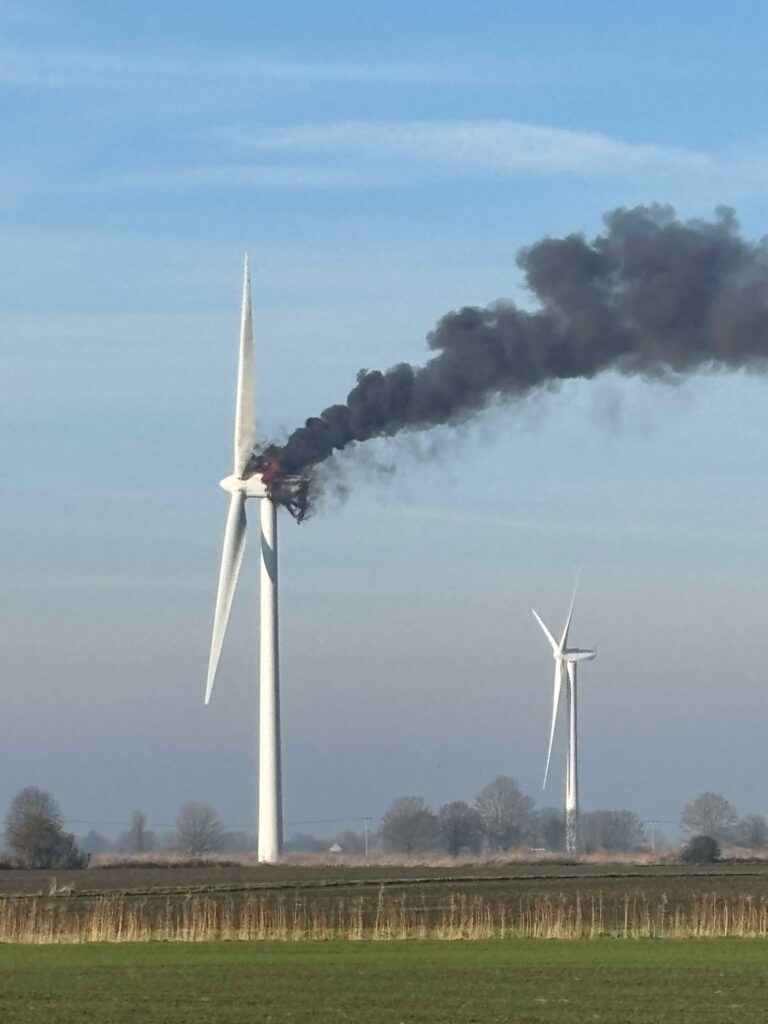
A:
[[3, 0, 768, 844]]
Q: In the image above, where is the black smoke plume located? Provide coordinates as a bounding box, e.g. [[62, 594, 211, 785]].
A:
[[251, 205, 768, 520]]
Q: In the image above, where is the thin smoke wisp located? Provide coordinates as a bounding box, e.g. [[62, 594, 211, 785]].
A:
[[251, 204, 768, 520]]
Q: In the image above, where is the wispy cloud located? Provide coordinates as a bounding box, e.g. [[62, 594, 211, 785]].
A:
[[0, 43, 546, 90], [239, 120, 712, 177], [0, 46, 394, 88], [115, 120, 713, 194]]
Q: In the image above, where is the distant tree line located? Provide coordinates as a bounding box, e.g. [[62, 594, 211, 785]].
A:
[[287, 785, 768, 857], [1, 789, 254, 868], [3, 782, 767, 868], [372, 777, 648, 856], [285, 778, 649, 856], [80, 802, 254, 857]]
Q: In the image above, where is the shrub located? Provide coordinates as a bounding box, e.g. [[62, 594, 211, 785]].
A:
[[680, 834, 720, 864]]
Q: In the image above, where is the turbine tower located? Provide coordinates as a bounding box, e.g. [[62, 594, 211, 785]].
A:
[[205, 255, 283, 863], [532, 579, 595, 853]]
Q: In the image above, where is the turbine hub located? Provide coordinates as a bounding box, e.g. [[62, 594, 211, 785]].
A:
[[220, 473, 268, 499]]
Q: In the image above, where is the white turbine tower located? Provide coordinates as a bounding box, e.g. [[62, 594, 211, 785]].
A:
[[532, 579, 595, 853], [205, 255, 283, 863]]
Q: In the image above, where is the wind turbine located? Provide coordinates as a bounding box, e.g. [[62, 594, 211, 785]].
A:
[[532, 578, 595, 853], [204, 255, 283, 863]]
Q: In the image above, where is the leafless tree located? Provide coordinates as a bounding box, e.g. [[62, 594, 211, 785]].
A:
[[437, 801, 483, 856], [681, 792, 738, 842], [175, 801, 225, 855], [80, 830, 112, 856], [5, 786, 86, 868], [117, 810, 157, 854], [474, 776, 535, 850], [734, 814, 768, 849], [380, 796, 439, 853], [537, 807, 566, 851], [582, 809, 646, 852]]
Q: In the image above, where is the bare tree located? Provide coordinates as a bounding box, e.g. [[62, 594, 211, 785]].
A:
[[537, 807, 566, 851], [734, 814, 768, 849], [681, 792, 738, 842], [116, 810, 157, 854], [437, 802, 483, 857], [5, 787, 86, 869], [175, 802, 225, 855], [380, 797, 439, 854], [474, 776, 535, 850], [582, 810, 646, 852]]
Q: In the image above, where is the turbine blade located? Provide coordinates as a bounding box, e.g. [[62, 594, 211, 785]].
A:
[[205, 491, 248, 704], [532, 609, 559, 654], [543, 660, 563, 788], [560, 571, 581, 649], [233, 254, 256, 476]]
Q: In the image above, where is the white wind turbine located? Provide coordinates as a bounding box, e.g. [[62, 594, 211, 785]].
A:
[[532, 579, 595, 853], [204, 255, 283, 863]]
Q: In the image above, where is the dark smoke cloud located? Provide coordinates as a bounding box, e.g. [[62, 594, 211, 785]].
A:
[[252, 205, 768, 518]]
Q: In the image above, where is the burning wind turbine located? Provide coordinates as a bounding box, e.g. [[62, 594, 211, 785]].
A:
[[202, 206, 768, 849], [533, 578, 596, 853], [205, 256, 305, 863]]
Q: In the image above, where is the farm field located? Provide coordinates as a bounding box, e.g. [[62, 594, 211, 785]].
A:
[[1, 939, 767, 1023], [4, 857, 768, 896], [4, 861, 768, 942]]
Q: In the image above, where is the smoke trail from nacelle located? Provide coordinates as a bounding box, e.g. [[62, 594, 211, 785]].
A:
[[252, 205, 768, 519]]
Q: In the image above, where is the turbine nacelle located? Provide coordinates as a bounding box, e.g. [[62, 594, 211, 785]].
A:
[[563, 648, 596, 663], [219, 473, 268, 499]]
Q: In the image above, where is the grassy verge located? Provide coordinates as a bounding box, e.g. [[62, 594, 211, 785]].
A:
[[0, 939, 766, 1023]]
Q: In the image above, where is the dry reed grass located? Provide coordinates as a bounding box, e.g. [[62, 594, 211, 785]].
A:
[[88, 852, 251, 870], [90, 849, 690, 871], [280, 850, 683, 869], [3, 889, 768, 944]]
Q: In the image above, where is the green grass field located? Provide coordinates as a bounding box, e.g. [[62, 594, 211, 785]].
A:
[[1, 940, 767, 1023]]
